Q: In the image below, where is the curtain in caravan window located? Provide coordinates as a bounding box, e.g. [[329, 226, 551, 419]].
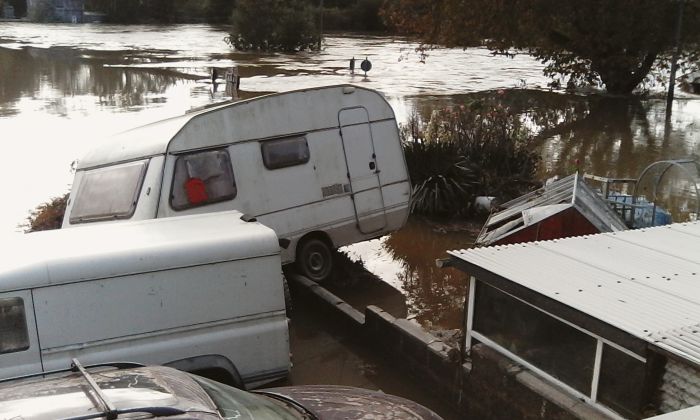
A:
[[70, 160, 148, 224], [261, 136, 310, 170], [171, 149, 237, 210]]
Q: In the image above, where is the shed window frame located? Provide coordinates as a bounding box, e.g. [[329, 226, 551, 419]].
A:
[[170, 148, 237, 211], [260, 135, 310, 170], [0, 297, 30, 355], [465, 277, 647, 419]]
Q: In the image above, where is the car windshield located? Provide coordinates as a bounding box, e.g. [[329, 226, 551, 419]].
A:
[[190, 375, 305, 420]]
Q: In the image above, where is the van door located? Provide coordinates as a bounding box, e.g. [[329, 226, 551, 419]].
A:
[[339, 107, 387, 234], [0, 291, 42, 378]]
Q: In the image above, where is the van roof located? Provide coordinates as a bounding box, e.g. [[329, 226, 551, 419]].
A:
[[78, 85, 396, 170], [0, 211, 278, 292]]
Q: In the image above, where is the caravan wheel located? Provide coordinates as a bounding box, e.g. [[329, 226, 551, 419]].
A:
[[296, 238, 333, 283]]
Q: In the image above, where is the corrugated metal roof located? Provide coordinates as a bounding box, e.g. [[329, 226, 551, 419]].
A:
[[450, 222, 700, 366], [476, 173, 627, 246]]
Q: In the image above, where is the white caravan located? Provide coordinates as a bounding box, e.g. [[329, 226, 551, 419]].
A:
[[62, 85, 411, 282], [0, 211, 290, 388]]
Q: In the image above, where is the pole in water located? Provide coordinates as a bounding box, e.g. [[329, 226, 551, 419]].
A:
[[666, 0, 685, 117], [350, 57, 355, 74]]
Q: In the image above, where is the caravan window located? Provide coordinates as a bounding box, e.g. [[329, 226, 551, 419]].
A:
[[171, 148, 237, 210], [0, 298, 29, 354], [261, 136, 310, 170], [70, 160, 148, 224]]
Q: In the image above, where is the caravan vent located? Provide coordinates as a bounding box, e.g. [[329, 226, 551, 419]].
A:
[[322, 184, 344, 198]]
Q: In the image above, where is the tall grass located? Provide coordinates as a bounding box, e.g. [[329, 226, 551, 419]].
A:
[[403, 99, 539, 216]]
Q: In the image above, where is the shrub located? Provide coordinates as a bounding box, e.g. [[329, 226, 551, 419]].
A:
[[27, 0, 54, 22], [403, 99, 539, 216], [22, 194, 68, 233], [227, 0, 319, 52], [323, 0, 386, 31]]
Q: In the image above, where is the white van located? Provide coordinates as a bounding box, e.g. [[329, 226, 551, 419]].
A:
[[62, 85, 411, 282], [0, 211, 290, 389]]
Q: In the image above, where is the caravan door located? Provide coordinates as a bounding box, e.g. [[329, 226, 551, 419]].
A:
[[339, 107, 387, 234]]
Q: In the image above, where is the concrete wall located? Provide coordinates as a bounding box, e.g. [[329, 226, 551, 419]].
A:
[[290, 273, 610, 419]]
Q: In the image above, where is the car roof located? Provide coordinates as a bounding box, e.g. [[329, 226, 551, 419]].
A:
[[0, 364, 218, 420]]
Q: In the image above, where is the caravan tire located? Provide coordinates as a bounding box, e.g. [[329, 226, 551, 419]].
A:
[[296, 238, 333, 283]]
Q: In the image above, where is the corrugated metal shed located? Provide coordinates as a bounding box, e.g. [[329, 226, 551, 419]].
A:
[[450, 222, 700, 367], [476, 173, 628, 246]]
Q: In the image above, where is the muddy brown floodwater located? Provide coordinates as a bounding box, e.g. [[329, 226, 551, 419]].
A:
[[1, 23, 699, 332]]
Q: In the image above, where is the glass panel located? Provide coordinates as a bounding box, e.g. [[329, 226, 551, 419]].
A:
[[191, 374, 303, 420], [70, 160, 148, 223], [473, 282, 597, 394], [0, 297, 29, 354], [171, 149, 237, 211], [261, 136, 310, 170], [598, 344, 646, 418]]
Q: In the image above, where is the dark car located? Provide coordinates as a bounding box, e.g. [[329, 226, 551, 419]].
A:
[[0, 360, 443, 420]]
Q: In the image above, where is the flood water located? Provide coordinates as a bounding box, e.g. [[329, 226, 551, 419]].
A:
[[1, 23, 699, 330]]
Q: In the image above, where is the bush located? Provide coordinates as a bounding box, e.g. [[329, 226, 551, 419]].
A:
[[403, 99, 539, 216], [323, 0, 386, 31], [27, 0, 54, 22], [227, 0, 319, 52], [23, 194, 68, 233]]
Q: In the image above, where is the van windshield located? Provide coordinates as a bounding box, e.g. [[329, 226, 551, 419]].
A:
[[69, 160, 148, 224]]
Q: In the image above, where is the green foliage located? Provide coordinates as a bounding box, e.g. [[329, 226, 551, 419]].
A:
[[403, 99, 539, 216], [23, 194, 68, 233], [323, 0, 386, 31], [84, 0, 232, 23], [27, 0, 54, 22], [227, 0, 320, 52], [383, 0, 700, 94]]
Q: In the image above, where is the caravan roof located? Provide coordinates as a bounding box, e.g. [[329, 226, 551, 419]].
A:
[[78, 85, 396, 170]]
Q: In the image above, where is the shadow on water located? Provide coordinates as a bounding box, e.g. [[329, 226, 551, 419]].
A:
[[404, 89, 700, 179], [0, 46, 191, 117], [342, 218, 479, 331]]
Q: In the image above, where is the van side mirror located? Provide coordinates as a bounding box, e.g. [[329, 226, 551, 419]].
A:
[[278, 238, 291, 249]]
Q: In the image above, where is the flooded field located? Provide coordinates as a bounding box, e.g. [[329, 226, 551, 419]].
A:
[[1, 23, 699, 330]]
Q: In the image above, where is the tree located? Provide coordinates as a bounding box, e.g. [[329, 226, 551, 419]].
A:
[[27, 0, 55, 22], [383, 0, 700, 94], [227, 0, 320, 52]]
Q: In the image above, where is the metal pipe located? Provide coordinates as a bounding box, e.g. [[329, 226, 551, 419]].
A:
[[666, 1, 685, 115]]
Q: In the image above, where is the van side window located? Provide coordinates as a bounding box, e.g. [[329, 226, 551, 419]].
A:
[[171, 149, 237, 210], [0, 298, 30, 354], [70, 160, 148, 224], [261, 136, 310, 170]]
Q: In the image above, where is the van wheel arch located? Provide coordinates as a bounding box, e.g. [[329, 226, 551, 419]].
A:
[[295, 232, 334, 283], [164, 355, 245, 390]]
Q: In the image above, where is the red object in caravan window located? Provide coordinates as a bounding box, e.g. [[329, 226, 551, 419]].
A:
[[185, 178, 208, 205]]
